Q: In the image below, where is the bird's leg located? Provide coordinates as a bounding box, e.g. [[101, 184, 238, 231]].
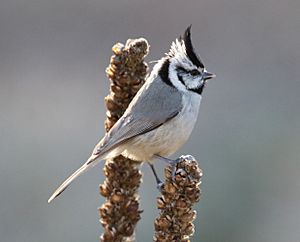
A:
[[148, 163, 164, 191], [154, 155, 183, 181]]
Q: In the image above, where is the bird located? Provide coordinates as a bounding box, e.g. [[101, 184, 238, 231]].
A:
[[48, 26, 215, 203]]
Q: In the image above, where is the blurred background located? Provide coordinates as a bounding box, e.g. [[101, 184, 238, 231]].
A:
[[1, 0, 300, 241]]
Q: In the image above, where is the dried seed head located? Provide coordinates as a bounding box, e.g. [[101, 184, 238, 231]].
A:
[[99, 38, 149, 242], [154, 156, 202, 242]]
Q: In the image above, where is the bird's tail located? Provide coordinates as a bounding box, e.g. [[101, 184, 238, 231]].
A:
[[47, 156, 100, 203]]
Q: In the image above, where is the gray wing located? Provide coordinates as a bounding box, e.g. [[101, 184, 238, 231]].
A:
[[92, 75, 183, 158], [47, 76, 182, 203]]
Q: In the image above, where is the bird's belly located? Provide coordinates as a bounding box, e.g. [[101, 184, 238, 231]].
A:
[[121, 94, 201, 162]]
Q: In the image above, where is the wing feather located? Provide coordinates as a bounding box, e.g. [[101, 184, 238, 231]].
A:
[[93, 75, 182, 157]]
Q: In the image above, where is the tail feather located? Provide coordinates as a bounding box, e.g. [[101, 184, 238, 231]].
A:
[[48, 157, 99, 203]]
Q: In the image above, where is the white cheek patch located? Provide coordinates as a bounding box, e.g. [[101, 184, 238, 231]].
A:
[[168, 61, 187, 92], [168, 55, 204, 93]]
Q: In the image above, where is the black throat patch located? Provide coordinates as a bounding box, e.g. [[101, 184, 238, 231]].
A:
[[189, 84, 205, 95], [177, 73, 185, 87]]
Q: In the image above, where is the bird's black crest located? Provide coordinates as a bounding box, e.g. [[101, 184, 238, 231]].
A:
[[182, 26, 204, 68]]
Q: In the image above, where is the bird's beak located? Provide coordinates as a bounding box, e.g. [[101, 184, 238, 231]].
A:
[[202, 70, 216, 81]]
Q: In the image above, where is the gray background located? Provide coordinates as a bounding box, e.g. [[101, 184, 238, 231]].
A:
[[1, 0, 300, 241]]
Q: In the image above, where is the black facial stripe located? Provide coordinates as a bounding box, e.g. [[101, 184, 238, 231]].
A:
[[183, 26, 204, 69], [158, 59, 174, 88], [177, 73, 185, 86]]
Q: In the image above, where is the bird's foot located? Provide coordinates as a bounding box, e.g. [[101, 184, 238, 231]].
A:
[[154, 155, 194, 181], [169, 157, 185, 181]]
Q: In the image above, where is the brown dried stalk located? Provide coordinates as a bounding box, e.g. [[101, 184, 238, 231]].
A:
[[154, 155, 203, 242], [98, 38, 149, 242]]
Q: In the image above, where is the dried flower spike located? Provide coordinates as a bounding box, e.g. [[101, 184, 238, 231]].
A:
[[154, 155, 203, 242], [99, 38, 149, 242]]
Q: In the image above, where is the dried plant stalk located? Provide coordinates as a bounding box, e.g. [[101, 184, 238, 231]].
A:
[[154, 155, 203, 242], [98, 38, 149, 242]]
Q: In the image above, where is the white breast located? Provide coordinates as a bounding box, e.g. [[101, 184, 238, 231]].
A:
[[121, 93, 202, 162]]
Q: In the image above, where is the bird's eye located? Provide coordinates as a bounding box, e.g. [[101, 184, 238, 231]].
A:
[[190, 69, 200, 76]]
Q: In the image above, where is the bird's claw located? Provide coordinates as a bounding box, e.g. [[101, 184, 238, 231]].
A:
[[170, 157, 184, 182]]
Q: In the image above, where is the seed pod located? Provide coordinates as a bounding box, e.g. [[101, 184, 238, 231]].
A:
[[99, 38, 149, 242], [154, 156, 203, 242]]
